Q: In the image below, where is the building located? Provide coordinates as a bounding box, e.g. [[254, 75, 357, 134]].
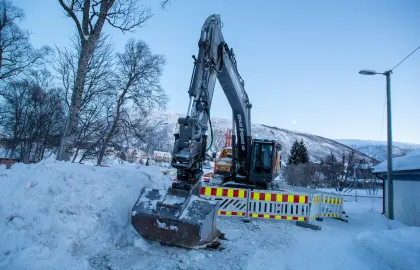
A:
[[153, 151, 172, 163], [372, 154, 420, 227]]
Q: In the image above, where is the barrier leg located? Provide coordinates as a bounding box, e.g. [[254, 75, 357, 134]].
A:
[[296, 220, 321, 230], [242, 189, 251, 223], [296, 195, 321, 230]]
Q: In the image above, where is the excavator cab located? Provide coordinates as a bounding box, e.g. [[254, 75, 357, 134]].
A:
[[249, 139, 281, 187]]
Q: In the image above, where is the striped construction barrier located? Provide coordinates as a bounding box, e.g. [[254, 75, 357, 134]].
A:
[[251, 191, 308, 204], [248, 190, 309, 221], [309, 194, 322, 221], [198, 185, 345, 228], [320, 194, 344, 218], [248, 213, 306, 221], [200, 187, 247, 198], [200, 187, 248, 217], [218, 211, 245, 217]]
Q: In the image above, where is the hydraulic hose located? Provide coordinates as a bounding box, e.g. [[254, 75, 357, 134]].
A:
[[206, 110, 214, 152]]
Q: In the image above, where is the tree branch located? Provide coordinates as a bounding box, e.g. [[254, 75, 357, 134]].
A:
[[58, 0, 84, 41]]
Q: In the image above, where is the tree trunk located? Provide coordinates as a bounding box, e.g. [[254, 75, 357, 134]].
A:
[[97, 82, 129, 166], [40, 144, 46, 160], [57, 40, 97, 161], [72, 146, 80, 163], [7, 146, 16, 169], [97, 104, 121, 166], [24, 141, 33, 164]]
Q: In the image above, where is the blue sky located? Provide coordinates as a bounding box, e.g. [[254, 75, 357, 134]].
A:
[[14, 0, 420, 144]]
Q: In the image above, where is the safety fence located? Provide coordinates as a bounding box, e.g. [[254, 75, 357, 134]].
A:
[[340, 193, 382, 203], [199, 186, 345, 228]]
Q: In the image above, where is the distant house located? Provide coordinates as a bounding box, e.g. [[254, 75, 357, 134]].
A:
[[153, 151, 172, 163], [372, 155, 420, 227]]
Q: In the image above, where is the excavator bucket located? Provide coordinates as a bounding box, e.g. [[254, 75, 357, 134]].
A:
[[131, 185, 221, 249]]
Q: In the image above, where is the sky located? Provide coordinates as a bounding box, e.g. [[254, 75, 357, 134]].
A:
[[14, 0, 420, 144]]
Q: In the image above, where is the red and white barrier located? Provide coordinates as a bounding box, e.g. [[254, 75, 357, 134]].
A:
[[198, 185, 345, 229]]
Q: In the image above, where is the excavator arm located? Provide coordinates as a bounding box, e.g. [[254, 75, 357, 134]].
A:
[[172, 14, 252, 186]]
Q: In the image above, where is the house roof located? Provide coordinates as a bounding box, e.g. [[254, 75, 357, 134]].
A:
[[372, 154, 420, 173]]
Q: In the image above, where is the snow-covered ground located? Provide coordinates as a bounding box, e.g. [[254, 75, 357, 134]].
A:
[[1, 160, 419, 270], [317, 188, 383, 197]]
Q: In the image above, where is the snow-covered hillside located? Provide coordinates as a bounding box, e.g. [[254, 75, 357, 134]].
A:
[[149, 111, 377, 164], [1, 160, 420, 269], [336, 139, 420, 162]]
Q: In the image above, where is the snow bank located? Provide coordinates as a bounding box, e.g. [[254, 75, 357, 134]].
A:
[[356, 227, 420, 270], [1, 157, 419, 270], [0, 158, 171, 269]]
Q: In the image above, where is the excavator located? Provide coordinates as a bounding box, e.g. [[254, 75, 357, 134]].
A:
[[131, 14, 282, 249]]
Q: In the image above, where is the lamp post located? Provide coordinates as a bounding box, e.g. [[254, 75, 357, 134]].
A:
[[358, 69, 393, 219]]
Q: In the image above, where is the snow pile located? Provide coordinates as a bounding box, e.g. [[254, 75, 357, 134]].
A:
[[0, 158, 171, 269], [356, 227, 420, 270]]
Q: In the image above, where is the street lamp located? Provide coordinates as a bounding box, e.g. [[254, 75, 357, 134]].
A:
[[359, 69, 393, 219]]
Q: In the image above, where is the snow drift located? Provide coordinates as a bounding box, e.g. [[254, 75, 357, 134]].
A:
[[0, 158, 171, 269]]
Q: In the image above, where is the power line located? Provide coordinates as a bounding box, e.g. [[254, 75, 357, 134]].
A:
[[391, 44, 420, 71]]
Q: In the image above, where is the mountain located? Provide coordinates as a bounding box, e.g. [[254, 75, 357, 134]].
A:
[[336, 139, 420, 162], [148, 111, 378, 164]]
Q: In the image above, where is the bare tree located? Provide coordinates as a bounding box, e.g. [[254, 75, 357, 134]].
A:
[[285, 162, 319, 188], [0, 72, 65, 165], [0, 80, 32, 164], [342, 150, 355, 182], [0, 0, 50, 80], [319, 151, 342, 190], [54, 33, 115, 162], [96, 39, 167, 165], [212, 127, 227, 153], [55, 33, 115, 111], [285, 163, 305, 187], [56, 0, 153, 161], [161, 0, 171, 9], [71, 100, 111, 162], [139, 120, 172, 158]]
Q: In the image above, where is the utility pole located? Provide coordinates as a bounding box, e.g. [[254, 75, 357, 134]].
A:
[[359, 44, 420, 220], [385, 70, 394, 219], [353, 165, 358, 202], [358, 69, 394, 219]]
